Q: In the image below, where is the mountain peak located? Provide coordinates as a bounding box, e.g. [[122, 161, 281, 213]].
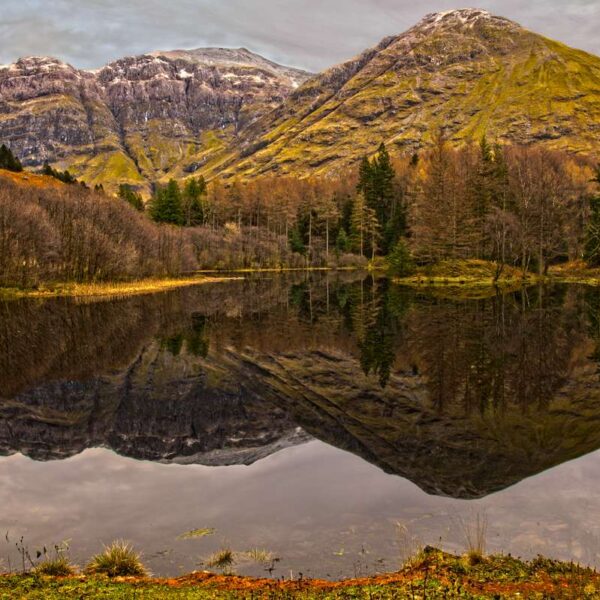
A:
[[415, 7, 519, 33], [147, 47, 311, 80], [13, 56, 73, 70]]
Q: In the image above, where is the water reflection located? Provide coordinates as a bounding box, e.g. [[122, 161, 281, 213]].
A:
[[1, 275, 600, 500]]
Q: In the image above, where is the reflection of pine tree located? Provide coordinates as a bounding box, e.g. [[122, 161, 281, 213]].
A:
[[161, 333, 184, 356], [355, 280, 411, 388], [359, 308, 395, 388], [186, 313, 210, 358], [289, 282, 314, 323]]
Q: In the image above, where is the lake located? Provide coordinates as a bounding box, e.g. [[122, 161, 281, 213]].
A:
[[2, 274, 600, 579]]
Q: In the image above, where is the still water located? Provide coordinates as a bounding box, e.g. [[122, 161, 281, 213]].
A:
[[1, 274, 600, 578]]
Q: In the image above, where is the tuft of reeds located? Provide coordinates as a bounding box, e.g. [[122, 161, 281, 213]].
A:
[[205, 548, 236, 573], [34, 555, 76, 577], [85, 541, 147, 578], [457, 512, 488, 564]]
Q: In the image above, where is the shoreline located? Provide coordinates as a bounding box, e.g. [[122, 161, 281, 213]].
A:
[[4, 263, 600, 301], [1, 548, 596, 598]]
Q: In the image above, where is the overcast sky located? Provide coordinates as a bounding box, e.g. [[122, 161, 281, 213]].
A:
[[1, 0, 599, 72]]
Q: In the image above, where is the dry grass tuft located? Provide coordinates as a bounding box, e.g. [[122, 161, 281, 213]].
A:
[[34, 555, 76, 577], [85, 541, 147, 578]]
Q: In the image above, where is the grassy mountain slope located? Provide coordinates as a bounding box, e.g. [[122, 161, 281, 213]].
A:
[[209, 9, 600, 179]]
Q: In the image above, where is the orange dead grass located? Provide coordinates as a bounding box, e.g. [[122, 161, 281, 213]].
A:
[[0, 168, 66, 190]]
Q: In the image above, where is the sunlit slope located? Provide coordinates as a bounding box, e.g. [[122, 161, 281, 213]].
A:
[[212, 9, 600, 178]]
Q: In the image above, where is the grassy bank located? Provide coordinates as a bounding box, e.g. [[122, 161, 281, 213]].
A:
[[0, 276, 238, 300], [394, 260, 539, 290], [393, 258, 600, 290], [548, 261, 600, 286], [1, 548, 596, 599]]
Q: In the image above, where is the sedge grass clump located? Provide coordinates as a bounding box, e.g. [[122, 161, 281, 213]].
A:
[[205, 548, 236, 573], [85, 541, 147, 578], [34, 554, 76, 577]]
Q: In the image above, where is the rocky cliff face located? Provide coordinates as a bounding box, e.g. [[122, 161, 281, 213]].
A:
[[215, 8, 600, 178], [0, 49, 311, 192]]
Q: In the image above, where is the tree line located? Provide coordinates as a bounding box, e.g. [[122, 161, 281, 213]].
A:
[[139, 137, 598, 277], [0, 176, 307, 288], [1, 137, 599, 287]]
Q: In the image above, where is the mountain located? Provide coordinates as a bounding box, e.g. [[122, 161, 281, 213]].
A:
[[0, 49, 311, 192], [212, 8, 600, 178], [1, 10, 600, 189]]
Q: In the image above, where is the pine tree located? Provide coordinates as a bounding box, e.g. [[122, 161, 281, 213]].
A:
[[372, 143, 395, 223], [472, 136, 495, 258], [288, 226, 305, 254], [149, 179, 184, 225], [351, 192, 368, 257], [351, 192, 379, 257], [42, 163, 77, 184], [183, 177, 207, 226], [357, 156, 374, 204], [366, 206, 381, 259], [336, 228, 350, 254], [0, 144, 23, 172], [357, 144, 402, 254], [118, 184, 144, 211], [387, 239, 415, 277]]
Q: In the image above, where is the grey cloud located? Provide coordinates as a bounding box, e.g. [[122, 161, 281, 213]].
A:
[[0, 0, 599, 72]]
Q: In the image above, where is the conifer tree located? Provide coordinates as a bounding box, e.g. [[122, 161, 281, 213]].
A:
[[351, 192, 380, 258], [118, 184, 144, 211], [387, 239, 415, 277], [42, 163, 77, 184], [356, 144, 403, 254], [0, 144, 23, 172], [336, 228, 350, 254], [351, 191, 368, 257], [149, 179, 184, 225], [183, 177, 207, 226], [372, 143, 395, 222], [357, 156, 374, 204], [288, 226, 305, 254]]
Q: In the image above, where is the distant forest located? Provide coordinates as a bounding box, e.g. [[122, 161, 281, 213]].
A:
[[0, 136, 599, 287]]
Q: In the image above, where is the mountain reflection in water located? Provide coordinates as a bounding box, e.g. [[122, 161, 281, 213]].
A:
[[2, 274, 600, 501]]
